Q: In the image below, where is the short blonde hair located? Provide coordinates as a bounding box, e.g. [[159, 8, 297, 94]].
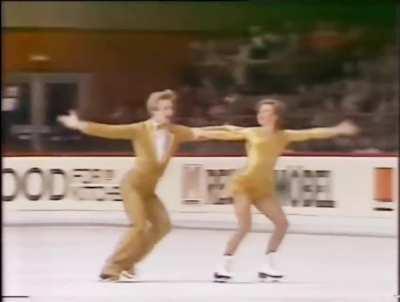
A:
[[146, 89, 177, 113], [256, 98, 286, 129]]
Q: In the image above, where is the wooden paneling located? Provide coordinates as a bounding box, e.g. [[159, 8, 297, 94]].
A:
[[4, 31, 194, 72], [4, 30, 199, 117]]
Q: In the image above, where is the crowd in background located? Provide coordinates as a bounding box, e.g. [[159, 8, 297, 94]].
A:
[[3, 23, 398, 154], [175, 24, 398, 153]]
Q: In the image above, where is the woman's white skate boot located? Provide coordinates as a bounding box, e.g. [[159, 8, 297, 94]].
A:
[[258, 252, 284, 281], [214, 255, 233, 282]]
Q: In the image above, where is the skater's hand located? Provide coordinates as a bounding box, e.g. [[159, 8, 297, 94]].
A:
[[57, 110, 85, 131], [334, 120, 360, 136]]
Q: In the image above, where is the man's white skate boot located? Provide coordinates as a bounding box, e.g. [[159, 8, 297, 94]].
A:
[[258, 252, 284, 281], [213, 255, 233, 282], [100, 270, 136, 283]]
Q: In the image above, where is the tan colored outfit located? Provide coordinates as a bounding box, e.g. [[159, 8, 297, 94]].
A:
[[81, 119, 195, 277], [211, 127, 337, 201]]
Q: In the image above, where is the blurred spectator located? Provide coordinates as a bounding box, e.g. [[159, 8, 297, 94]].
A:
[[3, 24, 398, 154]]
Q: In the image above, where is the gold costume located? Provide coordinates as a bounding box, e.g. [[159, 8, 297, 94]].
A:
[[211, 127, 338, 201], [82, 120, 195, 278]]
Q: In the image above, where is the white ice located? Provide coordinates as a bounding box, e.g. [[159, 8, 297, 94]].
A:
[[3, 226, 397, 302]]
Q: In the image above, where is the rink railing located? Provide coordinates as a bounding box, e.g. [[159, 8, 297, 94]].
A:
[[2, 151, 399, 157], [2, 154, 398, 237]]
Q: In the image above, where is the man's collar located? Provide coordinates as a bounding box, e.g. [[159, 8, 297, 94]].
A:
[[150, 119, 169, 130]]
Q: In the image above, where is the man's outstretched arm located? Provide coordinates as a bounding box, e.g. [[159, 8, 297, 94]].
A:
[[58, 111, 139, 140], [175, 125, 246, 142]]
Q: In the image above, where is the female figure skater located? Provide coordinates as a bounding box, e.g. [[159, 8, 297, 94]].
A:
[[205, 99, 359, 282]]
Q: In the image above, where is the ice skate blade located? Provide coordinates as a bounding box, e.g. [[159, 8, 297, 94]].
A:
[[99, 278, 138, 283], [213, 272, 231, 283], [213, 277, 231, 283], [258, 272, 283, 281]]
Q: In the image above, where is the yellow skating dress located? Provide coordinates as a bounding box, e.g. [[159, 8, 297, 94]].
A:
[[216, 127, 337, 201]]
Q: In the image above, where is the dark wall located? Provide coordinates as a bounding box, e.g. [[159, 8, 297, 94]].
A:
[[3, 1, 397, 32], [4, 30, 200, 119]]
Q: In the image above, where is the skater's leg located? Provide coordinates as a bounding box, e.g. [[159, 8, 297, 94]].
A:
[[253, 196, 288, 278], [133, 194, 172, 263], [253, 196, 289, 253], [100, 177, 152, 278], [215, 194, 252, 280], [224, 194, 252, 255]]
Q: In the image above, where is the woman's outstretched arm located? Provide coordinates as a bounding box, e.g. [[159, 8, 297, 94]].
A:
[[284, 120, 359, 142]]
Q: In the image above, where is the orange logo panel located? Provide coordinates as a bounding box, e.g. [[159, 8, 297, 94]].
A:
[[374, 168, 393, 202]]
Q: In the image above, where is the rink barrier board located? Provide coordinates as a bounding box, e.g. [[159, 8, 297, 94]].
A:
[[2, 156, 398, 219]]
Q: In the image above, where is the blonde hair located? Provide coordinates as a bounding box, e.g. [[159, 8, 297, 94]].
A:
[[256, 98, 286, 130], [146, 89, 177, 113]]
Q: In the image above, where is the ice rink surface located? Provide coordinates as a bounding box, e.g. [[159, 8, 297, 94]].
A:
[[3, 226, 397, 302]]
